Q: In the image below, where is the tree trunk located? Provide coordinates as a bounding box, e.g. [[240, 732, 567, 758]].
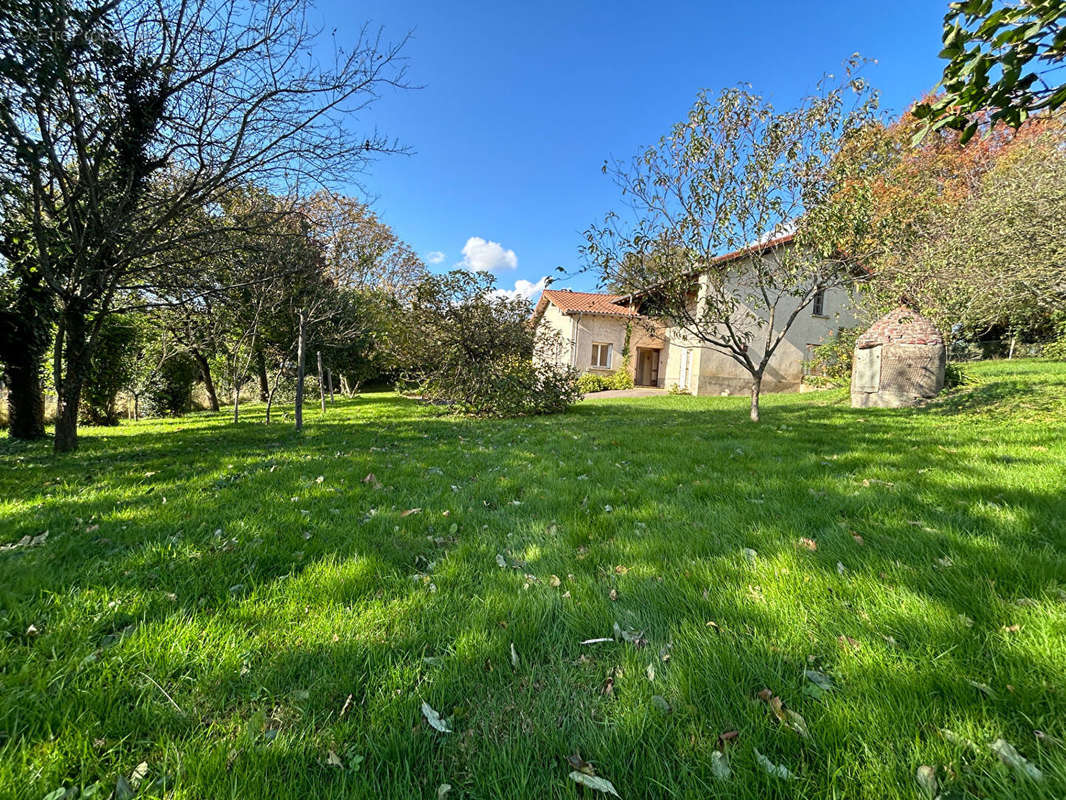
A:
[[233, 384, 240, 424], [749, 374, 762, 423], [295, 310, 305, 431], [317, 351, 326, 413], [327, 369, 334, 402], [0, 269, 51, 439], [5, 345, 46, 439], [1008, 333, 1016, 360], [256, 348, 269, 401], [54, 308, 90, 453], [191, 348, 220, 411]]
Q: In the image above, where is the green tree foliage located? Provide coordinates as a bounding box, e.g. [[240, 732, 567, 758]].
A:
[[915, 0, 1066, 139], [81, 315, 139, 425], [391, 271, 580, 416], [806, 327, 864, 383], [836, 112, 1066, 336]]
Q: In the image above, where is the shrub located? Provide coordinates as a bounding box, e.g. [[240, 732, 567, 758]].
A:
[[424, 357, 579, 417], [1043, 337, 1066, 361], [143, 353, 199, 416], [81, 315, 139, 425], [944, 361, 968, 389], [806, 327, 862, 383], [394, 271, 580, 416], [576, 372, 608, 394]]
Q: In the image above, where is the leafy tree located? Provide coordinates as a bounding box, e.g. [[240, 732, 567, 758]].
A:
[[832, 108, 1065, 336], [583, 61, 879, 421], [301, 192, 427, 296], [915, 0, 1066, 139], [391, 271, 579, 416], [0, 0, 409, 451]]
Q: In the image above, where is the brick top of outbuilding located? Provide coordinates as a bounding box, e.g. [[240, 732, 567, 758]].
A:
[[856, 306, 943, 348]]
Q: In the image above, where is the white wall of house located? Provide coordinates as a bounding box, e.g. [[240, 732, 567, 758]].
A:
[[660, 275, 857, 394], [536, 301, 575, 366]]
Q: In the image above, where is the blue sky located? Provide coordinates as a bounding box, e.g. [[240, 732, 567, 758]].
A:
[[314, 0, 948, 298]]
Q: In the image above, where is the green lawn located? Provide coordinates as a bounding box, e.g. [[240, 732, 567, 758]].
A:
[[2, 360, 1065, 800]]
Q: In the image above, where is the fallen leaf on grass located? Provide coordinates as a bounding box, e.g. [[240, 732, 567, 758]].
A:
[[651, 694, 672, 713], [837, 635, 861, 651], [916, 765, 937, 800], [114, 775, 135, 800], [612, 623, 647, 647], [569, 771, 621, 797], [1002, 624, 1021, 633], [742, 548, 758, 563], [437, 785, 451, 799], [850, 532, 865, 545], [550, 574, 561, 587], [958, 614, 974, 627], [758, 691, 809, 738], [797, 537, 817, 551], [710, 750, 731, 779], [941, 728, 978, 751], [754, 749, 795, 779], [510, 642, 519, 668], [400, 508, 422, 517], [327, 750, 343, 767], [609, 588, 618, 601], [421, 702, 452, 734], [496, 554, 507, 568], [989, 738, 1043, 780], [581, 637, 613, 645], [566, 754, 596, 775], [803, 670, 834, 695], [361, 473, 382, 488]]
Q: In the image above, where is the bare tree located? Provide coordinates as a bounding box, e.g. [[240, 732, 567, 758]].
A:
[[0, 0, 410, 451], [583, 62, 879, 421]]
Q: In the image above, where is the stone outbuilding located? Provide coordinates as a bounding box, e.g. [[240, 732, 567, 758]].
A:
[[851, 306, 946, 408]]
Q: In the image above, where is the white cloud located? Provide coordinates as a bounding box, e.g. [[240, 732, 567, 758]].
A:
[[492, 276, 548, 302], [460, 236, 518, 272], [425, 250, 445, 265]]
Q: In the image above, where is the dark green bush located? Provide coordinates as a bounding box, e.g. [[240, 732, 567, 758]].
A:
[[143, 353, 199, 416], [81, 315, 139, 425]]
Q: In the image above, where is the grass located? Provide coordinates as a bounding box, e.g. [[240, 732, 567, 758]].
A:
[[2, 359, 1065, 800]]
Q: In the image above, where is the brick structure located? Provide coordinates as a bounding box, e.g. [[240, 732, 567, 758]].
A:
[[851, 306, 946, 408]]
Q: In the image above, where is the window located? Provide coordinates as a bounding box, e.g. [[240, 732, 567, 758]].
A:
[[812, 288, 826, 316], [590, 342, 612, 369]]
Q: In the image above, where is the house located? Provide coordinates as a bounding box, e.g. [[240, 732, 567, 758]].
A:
[[533, 237, 858, 395], [532, 290, 669, 386]]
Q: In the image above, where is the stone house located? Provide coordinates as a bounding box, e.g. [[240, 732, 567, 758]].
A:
[[533, 236, 859, 395]]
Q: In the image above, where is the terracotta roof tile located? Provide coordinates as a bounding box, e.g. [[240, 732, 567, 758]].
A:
[[536, 289, 639, 317]]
